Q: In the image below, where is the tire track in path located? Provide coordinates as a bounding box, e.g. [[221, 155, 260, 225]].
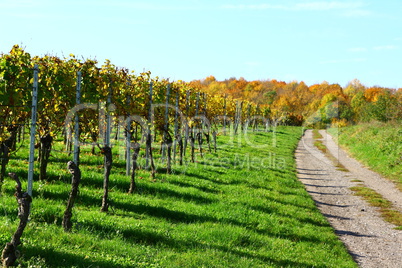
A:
[[295, 129, 402, 268]]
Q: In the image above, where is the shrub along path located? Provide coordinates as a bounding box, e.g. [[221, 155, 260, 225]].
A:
[[296, 129, 402, 268]]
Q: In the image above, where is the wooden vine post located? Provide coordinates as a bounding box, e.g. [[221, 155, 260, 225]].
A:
[[125, 93, 132, 176], [162, 84, 173, 174], [195, 92, 203, 159], [245, 103, 252, 134], [203, 93, 212, 153], [190, 92, 199, 163], [173, 92, 179, 163], [164, 131, 173, 174], [145, 82, 156, 178], [73, 72, 82, 166], [253, 104, 260, 132], [99, 78, 114, 212], [1, 173, 32, 267], [105, 80, 112, 148], [38, 132, 53, 181], [173, 92, 183, 165], [212, 130, 217, 153], [234, 100, 243, 135], [62, 161, 81, 232], [128, 142, 140, 193], [223, 94, 227, 135], [27, 64, 39, 196], [100, 145, 112, 212], [183, 90, 190, 157], [234, 101, 239, 135]]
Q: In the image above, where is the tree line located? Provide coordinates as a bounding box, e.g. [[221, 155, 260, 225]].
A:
[[191, 76, 402, 127]]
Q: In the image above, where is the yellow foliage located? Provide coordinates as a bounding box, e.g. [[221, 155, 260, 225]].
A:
[[331, 118, 349, 128]]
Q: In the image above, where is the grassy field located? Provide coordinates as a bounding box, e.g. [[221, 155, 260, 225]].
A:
[[0, 127, 356, 267], [328, 122, 402, 190]]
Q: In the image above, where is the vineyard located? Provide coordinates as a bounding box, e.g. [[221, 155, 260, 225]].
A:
[[0, 45, 291, 267], [0, 45, 271, 192], [0, 45, 398, 267]]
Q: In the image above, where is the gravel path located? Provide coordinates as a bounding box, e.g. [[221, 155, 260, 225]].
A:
[[295, 129, 402, 268]]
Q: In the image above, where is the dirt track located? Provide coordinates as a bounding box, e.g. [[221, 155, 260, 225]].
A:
[[295, 129, 402, 268]]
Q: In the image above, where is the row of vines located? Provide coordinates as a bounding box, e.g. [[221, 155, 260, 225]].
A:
[[0, 45, 272, 195], [0, 45, 276, 266]]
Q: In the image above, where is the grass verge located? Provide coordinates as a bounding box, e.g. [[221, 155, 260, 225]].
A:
[[328, 122, 402, 190], [350, 185, 402, 230], [0, 126, 357, 267]]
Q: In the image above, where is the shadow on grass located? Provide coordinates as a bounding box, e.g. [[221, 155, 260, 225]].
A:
[[249, 203, 328, 228], [112, 199, 329, 246], [31, 187, 101, 211], [28, 177, 216, 221], [21, 246, 128, 268], [210, 244, 324, 268], [111, 201, 218, 224], [75, 219, 322, 268], [182, 170, 242, 186], [76, 219, 184, 248], [137, 183, 217, 204], [167, 180, 221, 194], [78, 172, 131, 190]]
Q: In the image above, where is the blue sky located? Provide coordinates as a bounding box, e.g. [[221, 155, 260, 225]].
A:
[[1, 0, 401, 88]]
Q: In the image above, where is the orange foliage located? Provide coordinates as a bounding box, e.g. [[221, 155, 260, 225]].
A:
[[191, 76, 401, 125], [364, 87, 388, 102]]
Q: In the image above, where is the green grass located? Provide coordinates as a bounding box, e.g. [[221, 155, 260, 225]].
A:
[[328, 122, 402, 230], [312, 129, 327, 152], [328, 122, 402, 190], [350, 185, 402, 230], [0, 127, 357, 267]]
